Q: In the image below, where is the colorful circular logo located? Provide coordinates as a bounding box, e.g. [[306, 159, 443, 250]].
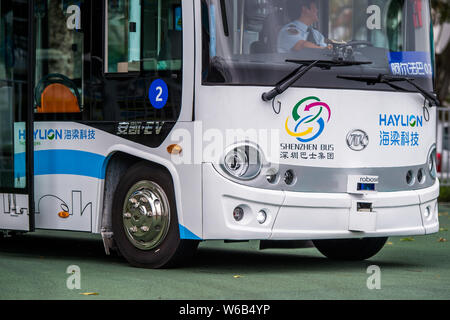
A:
[[285, 96, 331, 143]]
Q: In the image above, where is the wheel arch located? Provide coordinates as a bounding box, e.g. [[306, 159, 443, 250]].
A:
[[97, 148, 184, 252]]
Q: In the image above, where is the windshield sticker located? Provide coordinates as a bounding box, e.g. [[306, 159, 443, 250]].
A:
[[388, 51, 433, 78]]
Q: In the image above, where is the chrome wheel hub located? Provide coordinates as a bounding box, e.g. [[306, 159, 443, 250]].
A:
[[122, 181, 170, 250]]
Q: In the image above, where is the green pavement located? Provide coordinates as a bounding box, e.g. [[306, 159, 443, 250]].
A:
[[1, 207, 449, 300]]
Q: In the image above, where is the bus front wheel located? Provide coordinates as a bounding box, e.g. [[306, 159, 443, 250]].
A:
[[112, 162, 198, 268], [312, 237, 388, 261]]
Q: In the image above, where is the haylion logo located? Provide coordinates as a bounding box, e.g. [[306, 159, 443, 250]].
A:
[[18, 128, 96, 142], [18, 129, 62, 141], [285, 96, 331, 143], [379, 114, 423, 128]]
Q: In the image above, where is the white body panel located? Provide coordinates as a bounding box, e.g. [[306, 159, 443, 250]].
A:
[[4, 0, 438, 243], [0, 194, 29, 231], [29, 85, 439, 240], [27, 0, 202, 238], [32, 121, 202, 239], [190, 0, 439, 241], [202, 163, 439, 240], [34, 175, 97, 231], [196, 86, 435, 168]]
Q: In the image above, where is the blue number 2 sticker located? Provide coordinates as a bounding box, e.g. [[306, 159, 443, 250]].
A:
[[149, 79, 168, 109]]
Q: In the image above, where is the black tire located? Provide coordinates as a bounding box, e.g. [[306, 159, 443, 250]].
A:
[[112, 162, 199, 268], [312, 237, 388, 261]]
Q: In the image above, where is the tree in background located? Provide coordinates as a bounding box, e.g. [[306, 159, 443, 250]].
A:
[[432, 0, 450, 104]]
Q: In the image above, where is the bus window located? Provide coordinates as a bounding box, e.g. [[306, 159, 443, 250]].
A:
[[202, 0, 434, 92], [386, 0, 404, 52], [329, 0, 353, 42], [34, 0, 84, 114], [142, 1, 182, 71], [0, 1, 30, 188], [326, 0, 387, 48], [106, 0, 141, 73], [106, 0, 182, 73], [88, 0, 182, 122]]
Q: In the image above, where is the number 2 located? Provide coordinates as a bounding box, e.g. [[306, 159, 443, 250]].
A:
[[155, 86, 163, 102]]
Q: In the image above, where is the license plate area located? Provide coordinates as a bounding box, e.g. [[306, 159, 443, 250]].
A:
[[349, 201, 377, 232], [357, 202, 373, 212]]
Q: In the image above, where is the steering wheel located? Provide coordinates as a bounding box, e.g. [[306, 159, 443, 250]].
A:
[[331, 40, 373, 49], [329, 40, 373, 61], [34, 73, 81, 107]]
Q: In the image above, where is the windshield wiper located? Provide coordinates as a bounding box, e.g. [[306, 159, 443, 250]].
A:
[[336, 74, 440, 107], [261, 59, 372, 102]]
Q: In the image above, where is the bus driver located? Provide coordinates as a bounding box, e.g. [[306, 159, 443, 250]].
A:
[[277, 0, 329, 53]]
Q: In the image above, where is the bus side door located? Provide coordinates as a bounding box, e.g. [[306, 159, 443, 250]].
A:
[[0, 0, 35, 231]]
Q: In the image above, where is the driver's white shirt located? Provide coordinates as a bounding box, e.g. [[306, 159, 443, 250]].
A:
[[277, 20, 327, 53]]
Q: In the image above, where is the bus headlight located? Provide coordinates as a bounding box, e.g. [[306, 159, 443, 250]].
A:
[[428, 146, 437, 179], [222, 144, 262, 180]]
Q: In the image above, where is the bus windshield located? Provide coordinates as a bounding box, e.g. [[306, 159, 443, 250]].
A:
[[201, 0, 434, 92]]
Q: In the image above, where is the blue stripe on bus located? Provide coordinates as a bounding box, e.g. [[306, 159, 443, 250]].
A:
[[179, 224, 202, 240], [14, 149, 106, 179], [15, 151, 200, 239]]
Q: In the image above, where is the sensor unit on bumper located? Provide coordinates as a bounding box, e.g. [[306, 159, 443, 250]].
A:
[[347, 175, 379, 194], [346, 175, 379, 232]]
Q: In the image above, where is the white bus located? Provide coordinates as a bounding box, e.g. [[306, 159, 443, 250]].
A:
[[0, 0, 439, 268]]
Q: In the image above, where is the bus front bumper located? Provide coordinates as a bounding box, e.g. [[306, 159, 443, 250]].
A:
[[202, 164, 439, 240]]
